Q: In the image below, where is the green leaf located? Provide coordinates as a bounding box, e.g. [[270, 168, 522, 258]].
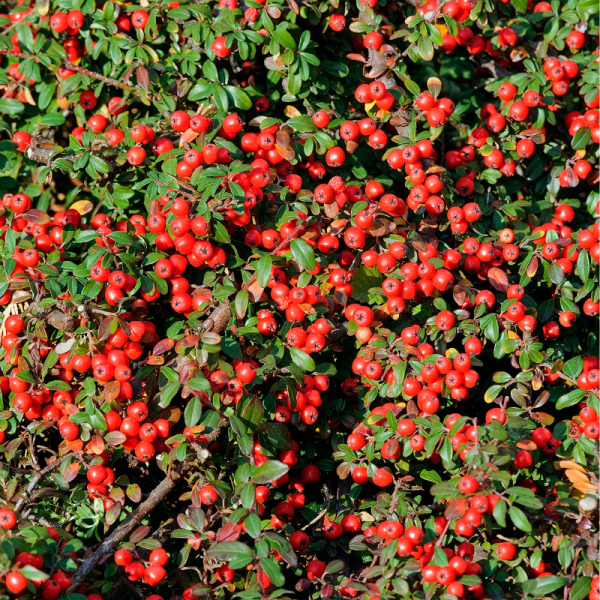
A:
[[252, 460, 289, 484], [212, 221, 231, 244], [240, 395, 264, 434], [0, 98, 24, 115], [290, 347, 315, 372], [493, 500, 507, 527], [245, 513, 261, 538], [256, 254, 272, 288], [260, 557, 286, 587], [272, 26, 296, 49], [350, 265, 384, 303], [184, 396, 202, 427], [225, 85, 252, 110], [509, 505, 531, 532], [577, 249, 590, 282], [212, 84, 229, 112], [548, 263, 565, 285], [418, 35, 434, 61], [522, 576, 565, 596], [571, 577, 591, 600], [290, 238, 316, 271], [562, 356, 583, 379], [206, 541, 253, 560], [572, 126, 591, 151]]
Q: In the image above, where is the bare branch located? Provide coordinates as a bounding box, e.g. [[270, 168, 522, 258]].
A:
[[0, 48, 139, 93], [14, 452, 76, 512], [67, 463, 186, 592]]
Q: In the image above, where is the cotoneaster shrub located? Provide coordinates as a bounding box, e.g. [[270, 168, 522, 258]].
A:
[[0, 0, 597, 598]]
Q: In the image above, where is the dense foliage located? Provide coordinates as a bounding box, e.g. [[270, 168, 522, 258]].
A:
[[0, 0, 598, 597]]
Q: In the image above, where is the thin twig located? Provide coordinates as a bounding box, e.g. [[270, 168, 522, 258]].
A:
[[67, 462, 187, 592], [0, 48, 139, 93], [14, 452, 75, 512]]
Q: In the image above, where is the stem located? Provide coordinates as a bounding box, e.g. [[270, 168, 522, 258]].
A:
[[67, 462, 186, 592], [14, 452, 75, 512], [0, 48, 139, 93]]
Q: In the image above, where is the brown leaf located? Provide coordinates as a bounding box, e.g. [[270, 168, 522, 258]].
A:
[[329, 219, 348, 235], [510, 46, 528, 62], [487, 267, 509, 292], [366, 218, 396, 237], [346, 140, 359, 154], [136, 66, 149, 90], [453, 285, 466, 307], [410, 241, 428, 252], [127, 484, 142, 503], [337, 462, 351, 479], [160, 406, 182, 424], [246, 281, 266, 303], [298, 303, 316, 315], [445, 497, 469, 521], [266, 5, 281, 17], [153, 338, 175, 355], [324, 202, 340, 219], [406, 399, 418, 419], [103, 380, 121, 403], [106, 501, 122, 526], [276, 130, 290, 150]]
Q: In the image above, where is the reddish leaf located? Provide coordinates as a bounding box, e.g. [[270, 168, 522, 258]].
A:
[[218, 522, 242, 542], [153, 338, 175, 355], [176, 335, 200, 349], [144, 355, 165, 365], [130, 525, 151, 544], [22, 209, 50, 224], [106, 502, 122, 526], [88, 436, 106, 454], [487, 267, 509, 292], [445, 498, 468, 521], [62, 462, 80, 482], [66, 439, 83, 453], [526, 257, 539, 278], [347, 53, 367, 63]]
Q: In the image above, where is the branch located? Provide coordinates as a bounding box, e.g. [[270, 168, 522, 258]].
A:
[[0, 48, 139, 93], [67, 462, 186, 592], [14, 452, 75, 512]]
